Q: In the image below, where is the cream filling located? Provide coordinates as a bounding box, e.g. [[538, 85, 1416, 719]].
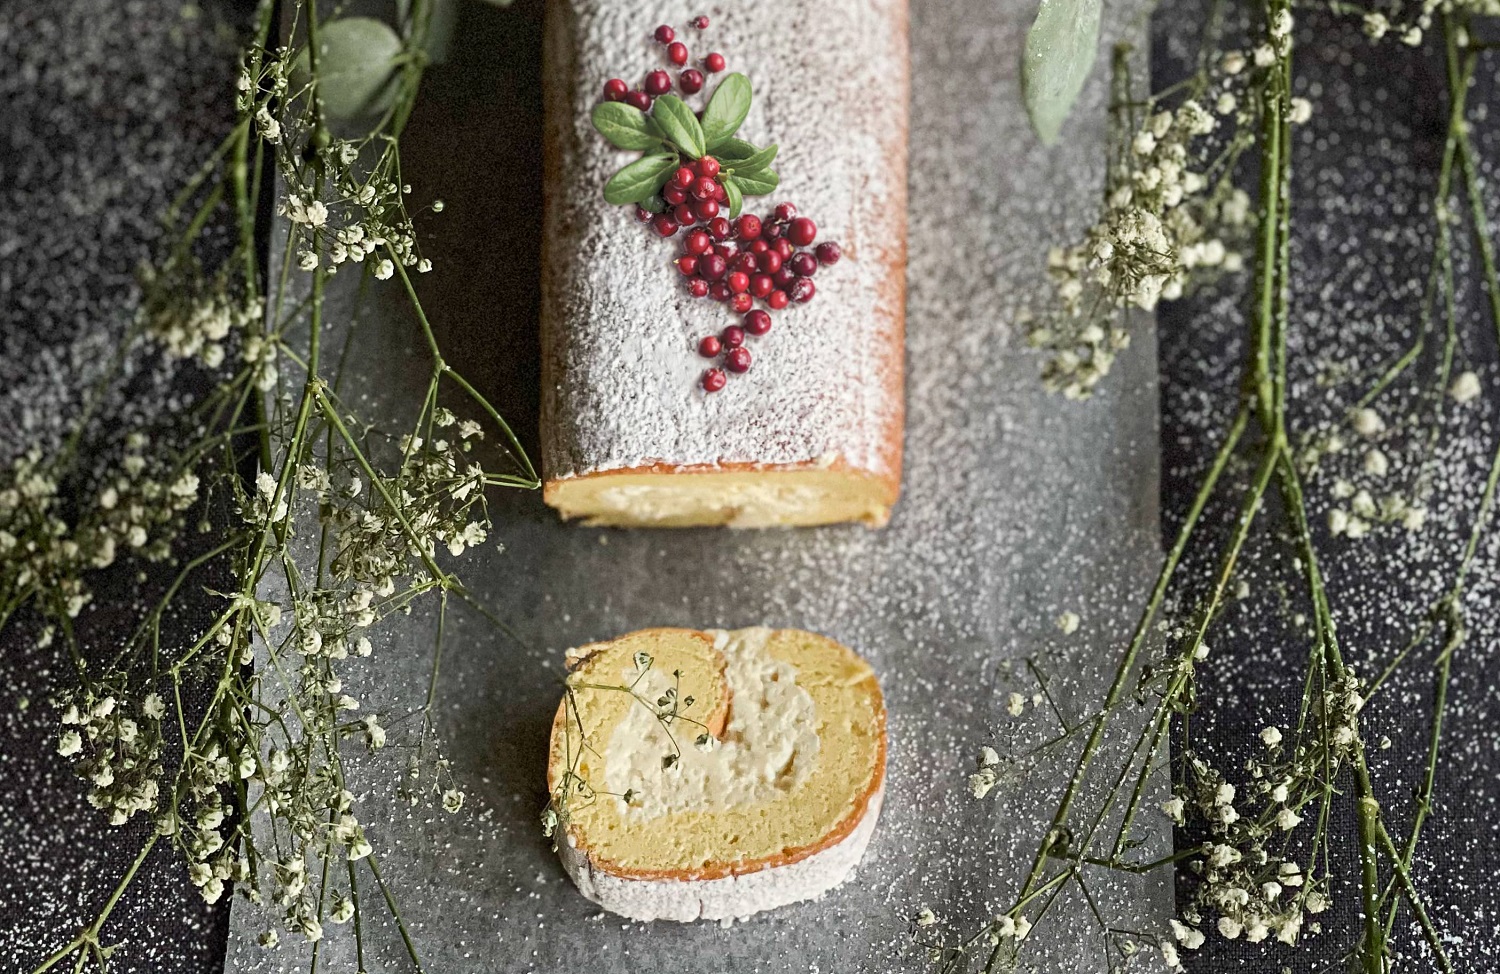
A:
[[604, 628, 820, 820]]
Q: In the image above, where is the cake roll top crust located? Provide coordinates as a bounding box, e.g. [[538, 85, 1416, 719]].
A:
[[541, 1, 909, 487]]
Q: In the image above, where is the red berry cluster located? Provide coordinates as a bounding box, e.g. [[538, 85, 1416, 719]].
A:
[[601, 17, 844, 394], [672, 200, 840, 391], [601, 17, 724, 111]]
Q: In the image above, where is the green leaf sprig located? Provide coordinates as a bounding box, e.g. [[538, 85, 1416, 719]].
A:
[[592, 73, 779, 219]]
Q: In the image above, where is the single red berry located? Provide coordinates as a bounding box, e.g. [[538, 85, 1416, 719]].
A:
[[749, 239, 769, 255], [772, 266, 796, 288], [713, 242, 737, 259], [702, 367, 727, 392], [774, 202, 798, 222], [744, 309, 772, 335], [652, 214, 679, 237], [757, 250, 783, 274], [725, 346, 752, 372], [684, 229, 712, 255], [722, 325, 746, 347], [750, 273, 774, 298], [691, 15, 709, 29], [816, 241, 842, 265], [767, 289, 790, 310], [668, 41, 689, 65], [709, 280, 732, 301], [654, 24, 675, 43], [762, 220, 784, 240], [787, 217, 817, 247], [790, 277, 816, 302], [773, 238, 794, 261], [692, 176, 718, 200], [790, 252, 818, 277], [731, 253, 757, 275], [624, 90, 652, 111], [677, 255, 699, 276], [679, 69, 705, 94], [663, 184, 688, 206], [713, 183, 727, 203], [645, 70, 672, 96], [696, 156, 721, 179], [727, 271, 749, 293], [698, 335, 722, 358], [688, 278, 709, 298], [698, 253, 727, 280], [603, 78, 629, 101], [704, 52, 726, 73], [673, 203, 695, 226], [694, 198, 720, 221], [730, 293, 753, 312], [736, 214, 762, 239], [708, 217, 732, 240], [634, 204, 654, 223], [673, 166, 696, 188]]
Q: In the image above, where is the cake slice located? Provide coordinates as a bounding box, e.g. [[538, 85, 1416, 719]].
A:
[[546, 627, 886, 922]]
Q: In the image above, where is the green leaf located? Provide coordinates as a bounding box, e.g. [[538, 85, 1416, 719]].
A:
[[651, 95, 706, 159], [1020, 0, 1102, 146], [700, 73, 752, 149], [712, 138, 760, 163], [591, 103, 664, 151], [725, 143, 777, 175], [638, 194, 667, 214], [730, 168, 778, 197], [293, 17, 405, 121], [723, 177, 744, 219], [603, 154, 678, 205]]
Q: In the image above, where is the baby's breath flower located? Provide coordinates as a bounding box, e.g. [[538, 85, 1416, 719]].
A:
[[58, 729, 83, 757], [1450, 370, 1481, 403]]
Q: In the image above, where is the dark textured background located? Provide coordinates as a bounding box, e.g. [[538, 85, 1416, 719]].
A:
[[4, 0, 1498, 971]]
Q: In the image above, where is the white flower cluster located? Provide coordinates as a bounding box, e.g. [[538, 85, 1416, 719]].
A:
[[165, 729, 254, 907], [1029, 49, 1260, 397], [1, 438, 201, 621], [57, 688, 163, 826], [322, 417, 490, 586], [274, 137, 433, 280], [1168, 670, 1365, 954], [139, 275, 258, 370]]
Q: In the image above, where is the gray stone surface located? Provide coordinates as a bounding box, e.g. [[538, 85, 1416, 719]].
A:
[[227, 0, 1169, 971]]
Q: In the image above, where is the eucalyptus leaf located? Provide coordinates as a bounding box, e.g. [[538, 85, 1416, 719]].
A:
[[293, 17, 405, 121], [591, 103, 664, 151], [723, 177, 744, 220], [726, 142, 777, 175], [711, 138, 760, 163], [1020, 0, 1102, 145], [651, 95, 706, 159], [603, 153, 678, 205], [730, 168, 778, 197], [700, 73, 752, 149]]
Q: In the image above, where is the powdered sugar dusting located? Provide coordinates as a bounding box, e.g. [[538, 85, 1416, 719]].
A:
[[540, 0, 907, 481]]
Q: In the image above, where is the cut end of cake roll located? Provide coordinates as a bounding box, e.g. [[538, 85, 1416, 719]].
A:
[[542, 460, 898, 529], [546, 627, 886, 922]]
